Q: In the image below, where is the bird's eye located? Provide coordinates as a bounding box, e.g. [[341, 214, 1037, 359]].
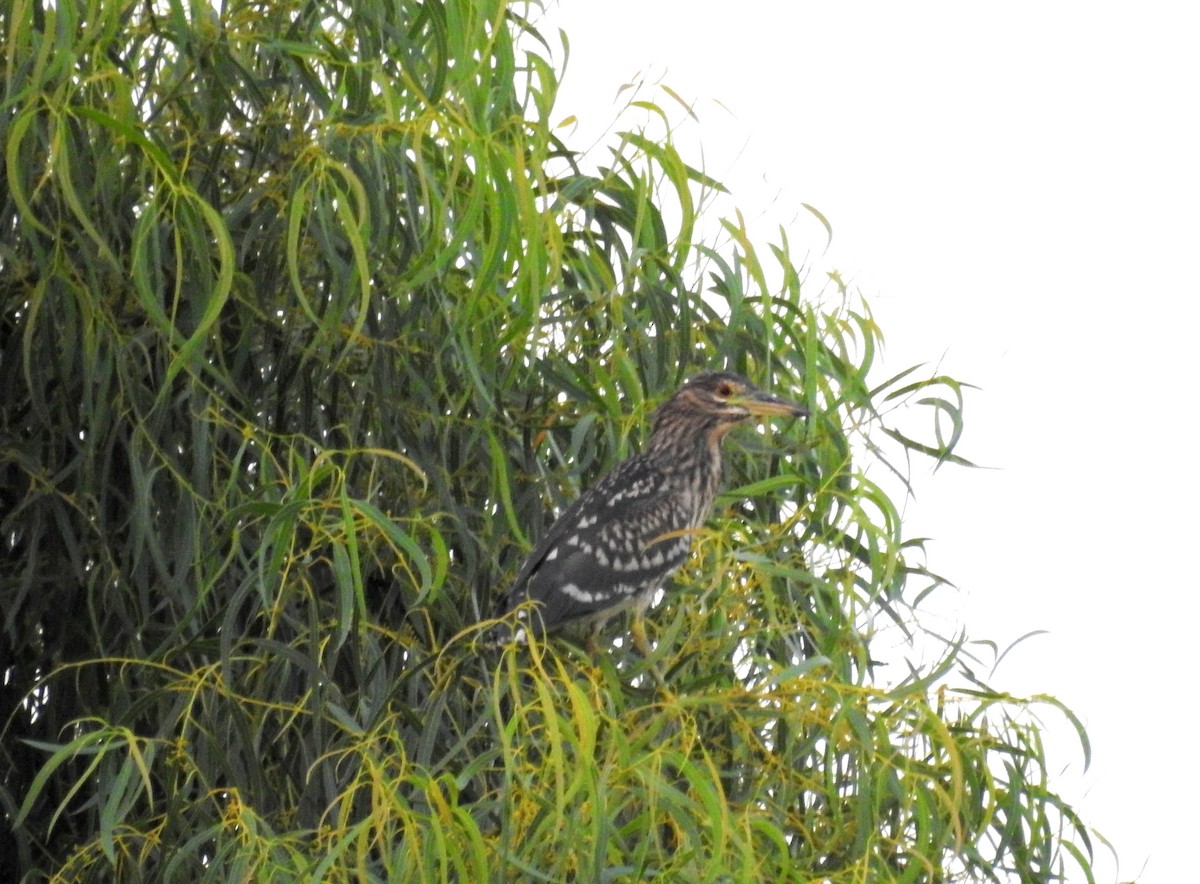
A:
[[716, 382, 734, 398]]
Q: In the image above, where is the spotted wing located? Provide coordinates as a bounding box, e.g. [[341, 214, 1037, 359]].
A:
[[501, 455, 694, 635]]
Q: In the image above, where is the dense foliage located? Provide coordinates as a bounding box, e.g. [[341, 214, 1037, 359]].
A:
[[1, 0, 1095, 880]]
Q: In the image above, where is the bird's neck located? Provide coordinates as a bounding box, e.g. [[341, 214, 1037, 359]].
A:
[[644, 417, 732, 526]]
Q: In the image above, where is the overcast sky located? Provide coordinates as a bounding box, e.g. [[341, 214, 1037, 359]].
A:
[[543, 2, 1200, 880]]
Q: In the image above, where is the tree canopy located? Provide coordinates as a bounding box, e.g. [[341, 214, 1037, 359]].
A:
[[1, 0, 1098, 880]]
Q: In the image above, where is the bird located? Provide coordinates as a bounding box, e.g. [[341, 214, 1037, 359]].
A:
[[494, 370, 807, 653]]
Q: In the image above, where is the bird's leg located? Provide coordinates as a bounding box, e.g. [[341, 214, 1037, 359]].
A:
[[630, 613, 651, 658], [627, 593, 674, 693], [628, 591, 655, 658], [584, 612, 611, 656]]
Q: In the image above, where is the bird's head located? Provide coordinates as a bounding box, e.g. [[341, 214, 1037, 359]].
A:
[[670, 371, 808, 425]]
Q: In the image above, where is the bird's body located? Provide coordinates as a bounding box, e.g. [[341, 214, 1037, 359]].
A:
[[497, 371, 806, 649]]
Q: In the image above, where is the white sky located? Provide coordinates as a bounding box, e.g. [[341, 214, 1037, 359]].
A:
[[543, 2, 1200, 881]]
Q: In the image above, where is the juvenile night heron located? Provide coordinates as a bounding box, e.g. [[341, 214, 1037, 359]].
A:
[[495, 370, 807, 652]]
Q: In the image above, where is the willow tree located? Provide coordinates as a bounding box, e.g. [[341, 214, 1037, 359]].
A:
[[0, 0, 1097, 880]]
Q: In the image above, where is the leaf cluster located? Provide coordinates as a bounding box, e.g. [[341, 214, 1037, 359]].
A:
[[0, 0, 1095, 880]]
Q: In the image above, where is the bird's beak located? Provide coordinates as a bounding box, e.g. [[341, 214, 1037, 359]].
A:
[[735, 389, 809, 419]]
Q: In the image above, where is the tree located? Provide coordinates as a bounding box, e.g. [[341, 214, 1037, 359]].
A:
[[1, 0, 1098, 879]]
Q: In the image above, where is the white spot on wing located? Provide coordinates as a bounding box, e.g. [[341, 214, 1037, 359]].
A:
[[562, 582, 595, 603]]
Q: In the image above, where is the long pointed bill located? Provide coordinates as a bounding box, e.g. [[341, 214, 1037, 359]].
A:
[[735, 389, 809, 419]]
